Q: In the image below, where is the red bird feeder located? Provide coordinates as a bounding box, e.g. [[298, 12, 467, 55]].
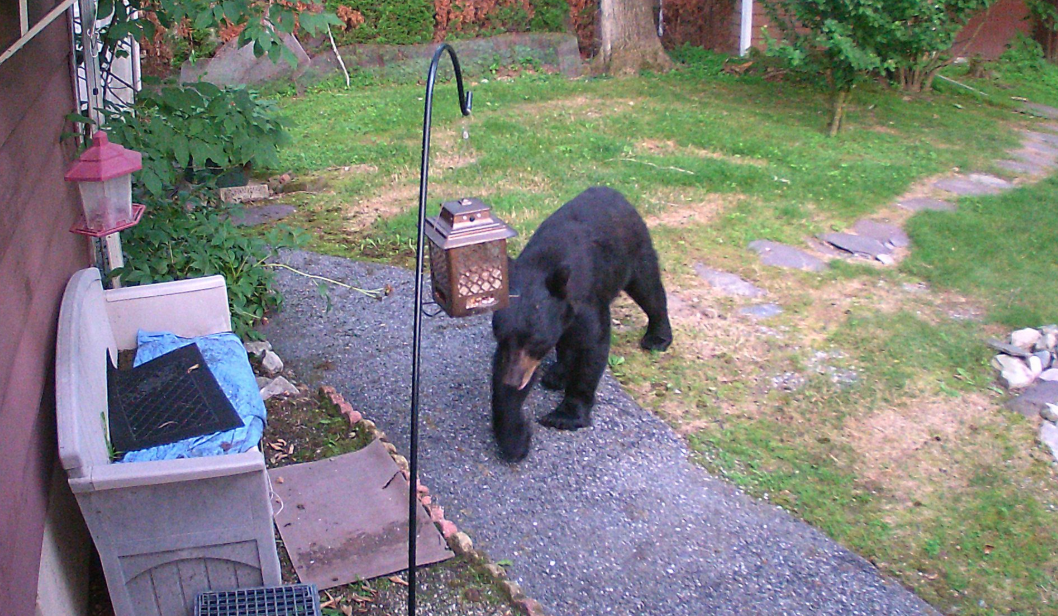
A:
[[65, 131, 144, 237]]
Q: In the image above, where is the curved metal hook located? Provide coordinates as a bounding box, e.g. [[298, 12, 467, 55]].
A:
[[408, 43, 472, 616]]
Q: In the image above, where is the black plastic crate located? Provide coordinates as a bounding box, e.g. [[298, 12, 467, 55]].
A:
[[195, 584, 320, 616]]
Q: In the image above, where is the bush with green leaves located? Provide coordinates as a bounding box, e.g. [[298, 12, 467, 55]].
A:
[[762, 0, 993, 135], [326, 0, 435, 45], [95, 83, 290, 198], [112, 193, 301, 338], [529, 0, 570, 32]]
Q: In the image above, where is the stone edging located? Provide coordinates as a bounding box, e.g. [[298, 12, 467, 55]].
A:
[[317, 385, 547, 616]]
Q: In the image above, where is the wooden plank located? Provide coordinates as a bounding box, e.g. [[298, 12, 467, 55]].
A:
[[0, 13, 71, 148]]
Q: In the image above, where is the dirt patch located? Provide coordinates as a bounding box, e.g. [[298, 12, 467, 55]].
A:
[[513, 95, 642, 121], [343, 182, 419, 233], [262, 387, 374, 468], [637, 139, 768, 167], [642, 188, 742, 228], [842, 392, 995, 504]]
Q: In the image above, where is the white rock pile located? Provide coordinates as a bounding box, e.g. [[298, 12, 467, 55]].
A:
[[990, 325, 1058, 390], [244, 339, 299, 401]]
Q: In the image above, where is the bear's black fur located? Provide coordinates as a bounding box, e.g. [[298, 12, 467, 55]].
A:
[[491, 186, 672, 462]]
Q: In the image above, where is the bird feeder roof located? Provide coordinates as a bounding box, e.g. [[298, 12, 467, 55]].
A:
[[425, 197, 517, 249], [64, 131, 142, 183]]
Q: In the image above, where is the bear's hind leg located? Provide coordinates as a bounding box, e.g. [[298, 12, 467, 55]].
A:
[[540, 311, 609, 431], [625, 248, 673, 352]]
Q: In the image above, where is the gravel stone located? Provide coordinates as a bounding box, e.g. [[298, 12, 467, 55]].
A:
[[262, 250, 939, 616], [1040, 422, 1058, 461], [259, 375, 299, 400], [261, 350, 284, 374], [1011, 328, 1042, 350]]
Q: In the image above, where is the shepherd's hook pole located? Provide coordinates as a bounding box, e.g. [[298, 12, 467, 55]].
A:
[[409, 43, 471, 616]]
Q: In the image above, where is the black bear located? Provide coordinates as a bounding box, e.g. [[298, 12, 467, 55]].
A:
[[491, 186, 672, 462]]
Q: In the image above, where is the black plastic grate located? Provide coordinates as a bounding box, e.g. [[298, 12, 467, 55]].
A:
[[107, 344, 243, 456], [195, 584, 320, 616]]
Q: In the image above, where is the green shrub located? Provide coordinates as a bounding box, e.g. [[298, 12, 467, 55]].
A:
[[326, 0, 434, 45], [113, 193, 301, 338], [670, 44, 729, 77], [98, 82, 290, 198], [530, 0, 569, 32]]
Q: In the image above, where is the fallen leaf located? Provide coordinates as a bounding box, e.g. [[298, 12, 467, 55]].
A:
[[276, 476, 285, 484], [984, 544, 994, 555], [288, 444, 295, 455], [387, 575, 409, 586], [340, 605, 353, 616], [321, 591, 337, 609], [268, 441, 285, 451]]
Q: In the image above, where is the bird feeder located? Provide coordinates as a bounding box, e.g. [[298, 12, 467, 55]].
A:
[[65, 131, 144, 237], [424, 197, 516, 318]]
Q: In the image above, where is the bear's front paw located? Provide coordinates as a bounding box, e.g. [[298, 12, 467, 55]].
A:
[[540, 402, 592, 431], [497, 429, 531, 463]]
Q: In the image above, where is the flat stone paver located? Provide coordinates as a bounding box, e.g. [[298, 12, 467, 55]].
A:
[[739, 303, 783, 319], [262, 250, 937, 616], [1021, 130, 1058, 147], [850, 220, 909, 249], [819, 233, 890, 259], [897, 197, 956, 212], [1021, 102, 1058, 119], [748, 240, 827, 272], [934, 175, 1008, 196], [229, 203, 297, 226], [996, 159, 1050, 175], [694, 264, 766, 298]]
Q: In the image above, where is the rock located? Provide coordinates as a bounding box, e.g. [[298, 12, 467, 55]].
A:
[[1022, 103, 1058, 119], [179, 27, 310, 86], [987, 339, 1031, 358], [244, 340, 272, 357], [1037, 326, 1058, 352], [514, 597, 547, 616], [227, 203, 297, 227], [747, 240, 827, 272], [876, 253, 896, 266], [1011, 327, 1042, 350], [1040, 369, 1058, 382], [934, 176, 1007, 196], [1029, 355, 1044, 377], [818, 232, 890, 259], [261, 350, 284, 375], [346, 408, 363, 424], [480, 563, 506, 579], [1034, 350, 1052, 370], [383, 441, 398, 455], [967, 173, 1014, 189], [1007, 381, 1058, 418], [448, 532, 474, 555], [693, 264, 766, 297], [256, 376, 271, 389], [1041, 403, 1058, 423], [501, 581, 525, 602], [438, 519, 458, 538], [896, 197, 956, 212], [739, 303, 783, 319], [996, 159, 1049, 175], [850, 219, 910, 248], [260, 376, 299, 401], [1039, 422, 1058, 461], [993, 354, 1035, 389]]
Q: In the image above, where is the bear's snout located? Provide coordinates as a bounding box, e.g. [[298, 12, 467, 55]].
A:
[[502, 349, 541, 391]]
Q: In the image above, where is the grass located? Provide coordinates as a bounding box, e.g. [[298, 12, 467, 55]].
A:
[[264, 50, 1058, 615]]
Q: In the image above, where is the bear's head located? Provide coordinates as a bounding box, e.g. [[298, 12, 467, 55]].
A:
[[490, 263, 574, 462]]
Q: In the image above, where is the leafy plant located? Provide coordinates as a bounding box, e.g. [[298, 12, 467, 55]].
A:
[[324, 0, 434, 45], [112, 192, 303, 338], [89, 82, 290, 197], [1026, 0, 1058, 60], [529, 0, 570, 32]]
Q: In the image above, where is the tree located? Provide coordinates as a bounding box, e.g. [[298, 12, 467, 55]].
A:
[[762, 0, 888, 136], [594, 0, 673, 74], [880, 0, 995, 92]]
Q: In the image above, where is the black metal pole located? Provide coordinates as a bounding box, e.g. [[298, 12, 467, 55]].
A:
[[409, 44, 471, 616]]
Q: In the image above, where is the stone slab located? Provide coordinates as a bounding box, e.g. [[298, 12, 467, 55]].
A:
[[1041, 122, 1058, 134], [1040, 422, 1058, 461], [1018, 140, 1058, 159], [934, 176, 1007, 196], [896, 197, 956, 212], [1021, 130, 1058, 147], [819, 232, 890, 258], [180, 29, 311, 86], [996, 159, 1049, 175], [739, 303, 783, 319], [850, 220, 909, 248], [228, 203, 297, 227], [219, 183, 270, 204], [269, 440, 453, 589], [1021, 102, 1058, 120], [693, 264, 766, 298], [1007, 381, 1058, 419], [748, 240, 827, 272], [987, 339, 1032, 358]]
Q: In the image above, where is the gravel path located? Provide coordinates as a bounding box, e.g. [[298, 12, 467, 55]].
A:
[[262, 250, 939, 616]]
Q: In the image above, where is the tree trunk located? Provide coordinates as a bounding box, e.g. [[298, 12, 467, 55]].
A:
[[594, 0, 673, 75], [828, 89, 848, 137]]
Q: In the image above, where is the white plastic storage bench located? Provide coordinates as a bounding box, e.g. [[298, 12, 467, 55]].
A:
[[56, 268, 281, 616]]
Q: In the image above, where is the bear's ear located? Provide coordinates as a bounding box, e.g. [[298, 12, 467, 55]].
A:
[[545, 264, 570, 299]]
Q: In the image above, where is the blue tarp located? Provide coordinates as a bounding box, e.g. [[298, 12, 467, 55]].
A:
[[118, 330, 266, 463]]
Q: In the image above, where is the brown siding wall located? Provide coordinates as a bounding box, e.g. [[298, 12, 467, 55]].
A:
[[0, 12, 91, 616], [954, 0, 1032, 59]]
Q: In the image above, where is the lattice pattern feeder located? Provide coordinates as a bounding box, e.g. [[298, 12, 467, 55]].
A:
[[425, 197, 516, 317]]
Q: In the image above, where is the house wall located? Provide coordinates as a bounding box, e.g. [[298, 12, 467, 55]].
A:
[[953, 0, 1032, 59], [0, 9, 93, 616]]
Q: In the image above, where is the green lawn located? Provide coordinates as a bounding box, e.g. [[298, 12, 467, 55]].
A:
[[268, 53, 1058, 615]]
